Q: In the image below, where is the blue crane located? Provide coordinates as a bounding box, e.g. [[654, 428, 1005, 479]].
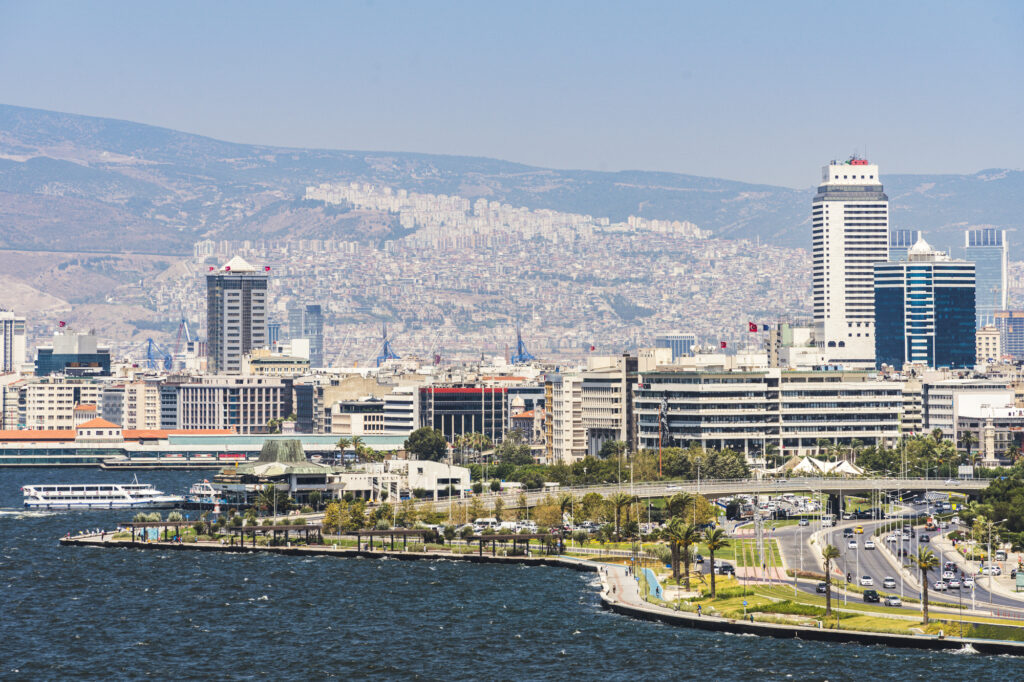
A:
[[143, 338, 173, 370], [510, 323, 536, 364], [375, 323, 400, 367]]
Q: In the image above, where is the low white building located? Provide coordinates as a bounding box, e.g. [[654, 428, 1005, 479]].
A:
[[331, 459, 470, 502]]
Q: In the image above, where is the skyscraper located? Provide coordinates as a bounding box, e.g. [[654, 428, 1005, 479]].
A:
[[888, 229, 921, 262], [303, 304, 324, 368], [0, 310, 26, 373], [964, 228, 1007, 327], [812, 157, 889, 368], [206, 256, 268, 374], [874, 236, 976, 370]]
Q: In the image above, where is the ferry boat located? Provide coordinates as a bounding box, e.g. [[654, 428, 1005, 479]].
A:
[[21, 480, 184, 510]]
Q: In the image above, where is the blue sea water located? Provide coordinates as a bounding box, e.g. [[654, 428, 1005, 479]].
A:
[[2, 468, 1022, 680]]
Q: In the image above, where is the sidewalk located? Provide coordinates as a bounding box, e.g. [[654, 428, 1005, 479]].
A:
[[930, 532, 1024, 604]]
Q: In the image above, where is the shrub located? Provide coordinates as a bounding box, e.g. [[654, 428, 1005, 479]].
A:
[[490, 480, 502, 492], [300, 505, 314, 514], [262, 519, 274, 527], [472, 482, 484, 495], [166, 511, 184, 522], [413, 488, 429, 499], [374, 519, 390, 530], [291, 517, 306, 526], [193, 521, 205, 535], [343, 493, 355, 503], [230, 516, 243, 527]]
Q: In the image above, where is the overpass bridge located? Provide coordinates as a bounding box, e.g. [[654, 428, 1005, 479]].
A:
[[416, 477, 989, 513]]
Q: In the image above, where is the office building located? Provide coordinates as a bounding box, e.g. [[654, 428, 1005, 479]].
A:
[[267, 322, 282, 347], [965, 228, 1007, 328], [419, 385, 508, 444], [0, 311, 26, 373], [654, 331, 696, 360], [888, 229, 920, 262], [284, 303, 324, 368], [922, 379, 1014, 445], [34, 331, 111, 377], [812, 157, 889, 369], [206, 256, 269, 374], [976, 326, 1001, 364], [994, 311, 1024, 359], [874, 237, 976, 370], [178, 375, 289, 434]]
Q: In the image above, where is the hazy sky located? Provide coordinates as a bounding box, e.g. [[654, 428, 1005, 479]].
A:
[[0, 1, 1021, 187]]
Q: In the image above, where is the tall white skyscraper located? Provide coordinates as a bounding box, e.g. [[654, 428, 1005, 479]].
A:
[[964, 228, 1007, 328], [0, 310, 26, 373], [206, 256, 268, 374], [812, 157, 889, 369]]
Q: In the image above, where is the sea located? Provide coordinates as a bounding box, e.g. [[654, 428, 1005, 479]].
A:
[[2, 468, 1021, 680]]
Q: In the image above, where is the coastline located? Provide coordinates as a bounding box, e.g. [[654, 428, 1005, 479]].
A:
[[61, 533, 1024, 656]]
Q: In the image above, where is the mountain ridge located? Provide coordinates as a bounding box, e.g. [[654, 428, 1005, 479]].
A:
[[0, 103, 1020, 256]]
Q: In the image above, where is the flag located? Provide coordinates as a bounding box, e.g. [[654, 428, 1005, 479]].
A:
[[590, 345, 595, 351], [208, 266, 214, 271], [761, 323, 770, 331], [264, 266, 271, 272], [58, 321, 66, 328], [225, 266, 231, 271], [720, 341, 727, 349], [748, 322, 758, 332]]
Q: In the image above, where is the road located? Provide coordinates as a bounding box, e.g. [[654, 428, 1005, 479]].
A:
[[772, 514, 1024, 614]]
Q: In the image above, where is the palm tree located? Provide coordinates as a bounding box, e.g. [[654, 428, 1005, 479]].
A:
[[335, 437, 351, 463], [666, 492, 693, 519], [931, 428, 944, 444], [558, 493, 575, 525], [764, 442, 780, 468], [960, 431, 977, 462], [911, 546, 940, 624], [665, 518, 701, 589], [609, 492, 634, 539], [703, 526, 730, 597], [815, 438, 831, 459], [822, 544, 841, 617]]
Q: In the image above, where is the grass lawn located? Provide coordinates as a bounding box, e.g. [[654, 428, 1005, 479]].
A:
[[732, 538, 784, 568]]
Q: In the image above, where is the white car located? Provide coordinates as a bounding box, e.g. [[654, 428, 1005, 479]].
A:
[[884, 595, 902, 607], [864, 540, 876, 550], [933, 580, 949, 591], [980, 565, 1002, 576], [962, 577, 975, 589], [948, 578, 961, 589], [886, 534, 899, 543], [882, 576, 897, 589], [942, 570, 956, 580], [848, 540, 858, 549], [860, 576, 874, 587], [951, 516, 960, 525]]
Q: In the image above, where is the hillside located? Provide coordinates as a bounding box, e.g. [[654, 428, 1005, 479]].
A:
[[0, 103, 1021, 256]]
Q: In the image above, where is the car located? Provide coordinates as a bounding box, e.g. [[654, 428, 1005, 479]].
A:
[[884, 595, 903, 607], [962, 577, 975, 589], [848, 540, 858, 549], [951, 516, 960, 525], [920, 534, 930, 543], [798, 518, 809, 526], [943, 561, 957, 572], [980, 565, 1002, 576], [863, 589, 880, 603], [716, 563, 735, 576], [948, 578, 961, 589], [860, 576, 874, 587], [942, 570, 956, 580], [886, 534, 899, 543], [882, 576, 897, 589], [864, 540, 875, 550], [901, 532, 911, 541], [933, 580, 949, 591], [854, 525, 864, 534], [843, 528, 854, 538], [816, 581, 828, 593], [842, 512, 855, 520], [897, 547, 908, 557]]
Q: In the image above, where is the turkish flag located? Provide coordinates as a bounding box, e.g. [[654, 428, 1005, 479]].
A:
[[748, 322, 758, 332], [59, 321, 66, 328], [720, 341, 727, 349], [590, 345, 595, 351]]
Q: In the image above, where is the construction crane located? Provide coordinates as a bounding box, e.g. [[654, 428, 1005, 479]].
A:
[[142, 338, 173, 370], [375, 323, 401, 367], [172, 317, 192, 357], [509, 322, 535, 364]]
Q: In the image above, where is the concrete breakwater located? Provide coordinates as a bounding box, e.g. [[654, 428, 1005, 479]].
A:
[[61, 535, 1024, 657]]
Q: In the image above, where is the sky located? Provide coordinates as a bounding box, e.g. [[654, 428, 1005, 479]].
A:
[[0, 1, 1021, 188]]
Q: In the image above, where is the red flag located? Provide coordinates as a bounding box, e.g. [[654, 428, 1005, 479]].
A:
[[264, 266, 271, 272], [225, 266, 231, 271], [590, 345, 595, 351], [748, 322, 757, 332], [58, 321, 66, 328], [720, 341, 727, 349], [208, 266, 215, 271]]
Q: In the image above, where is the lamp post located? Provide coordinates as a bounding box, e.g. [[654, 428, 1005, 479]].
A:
[[988, 518, 1008, 606]]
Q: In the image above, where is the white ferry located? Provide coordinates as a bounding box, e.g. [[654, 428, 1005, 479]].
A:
[[21, 481, 184, 510]]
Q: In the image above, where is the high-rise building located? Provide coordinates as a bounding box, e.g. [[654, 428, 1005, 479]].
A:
[[206, 256, 268, 374], [287, 302, 304, 341], [964, 228, 1007, 327], [267, 322, 282, 347], [303, 304, 324, 368], [888, 229, 921, 262], [654, 331, 696, 360], [812, 157, 889, 369], [874, 236, 976, 370], [994, 311, 1024, 359], [34, 331, 111, 377], [0, 311, 26, 373]]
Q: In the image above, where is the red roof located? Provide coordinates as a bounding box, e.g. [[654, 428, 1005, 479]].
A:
[[123, 428, 235, 441], [0, 429, 75, 441], [76, 418, 121, 430], [73, 404, 97, 412], [512, 410, 535, 420]]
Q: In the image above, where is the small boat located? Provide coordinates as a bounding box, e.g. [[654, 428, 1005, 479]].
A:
[[22, 476, 184, 510]]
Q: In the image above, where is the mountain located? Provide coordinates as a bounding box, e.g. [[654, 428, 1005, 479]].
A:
[[0, 103, 1021, 256]]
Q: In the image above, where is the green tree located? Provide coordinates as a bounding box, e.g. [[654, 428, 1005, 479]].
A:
[[308, 490, 322, 511], [960, 430, 978, 463], [703, 526, 730, 598], [609, 492, 634, 539], [664, 517, 700, 588], [911, 546, 940, 624], [256, 484, 291, 516], [822, 544, 841, 618], [493, 497, 504, 522], [404, 427, 448, 462]]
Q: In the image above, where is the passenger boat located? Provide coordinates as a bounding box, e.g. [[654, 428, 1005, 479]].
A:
[[21, 478, 184, 509]]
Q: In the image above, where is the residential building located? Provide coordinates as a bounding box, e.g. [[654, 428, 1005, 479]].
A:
[[654, 331, 696, 360], [122, 379, 162, 431], [874, 236, 976, 370], [964, 228, 1007, 328], [545, 373, 586, 464], [580, 354, 635, 454], [34, 331, 111, 377], [245, 351, 310, 377], [19, 376, 103, 430], [812, 157, 888, 369], [0, 311, 26, 373], [206, 256, 269, 374], [72, 403, 98, 426], [976, 326, 1001, 364]]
